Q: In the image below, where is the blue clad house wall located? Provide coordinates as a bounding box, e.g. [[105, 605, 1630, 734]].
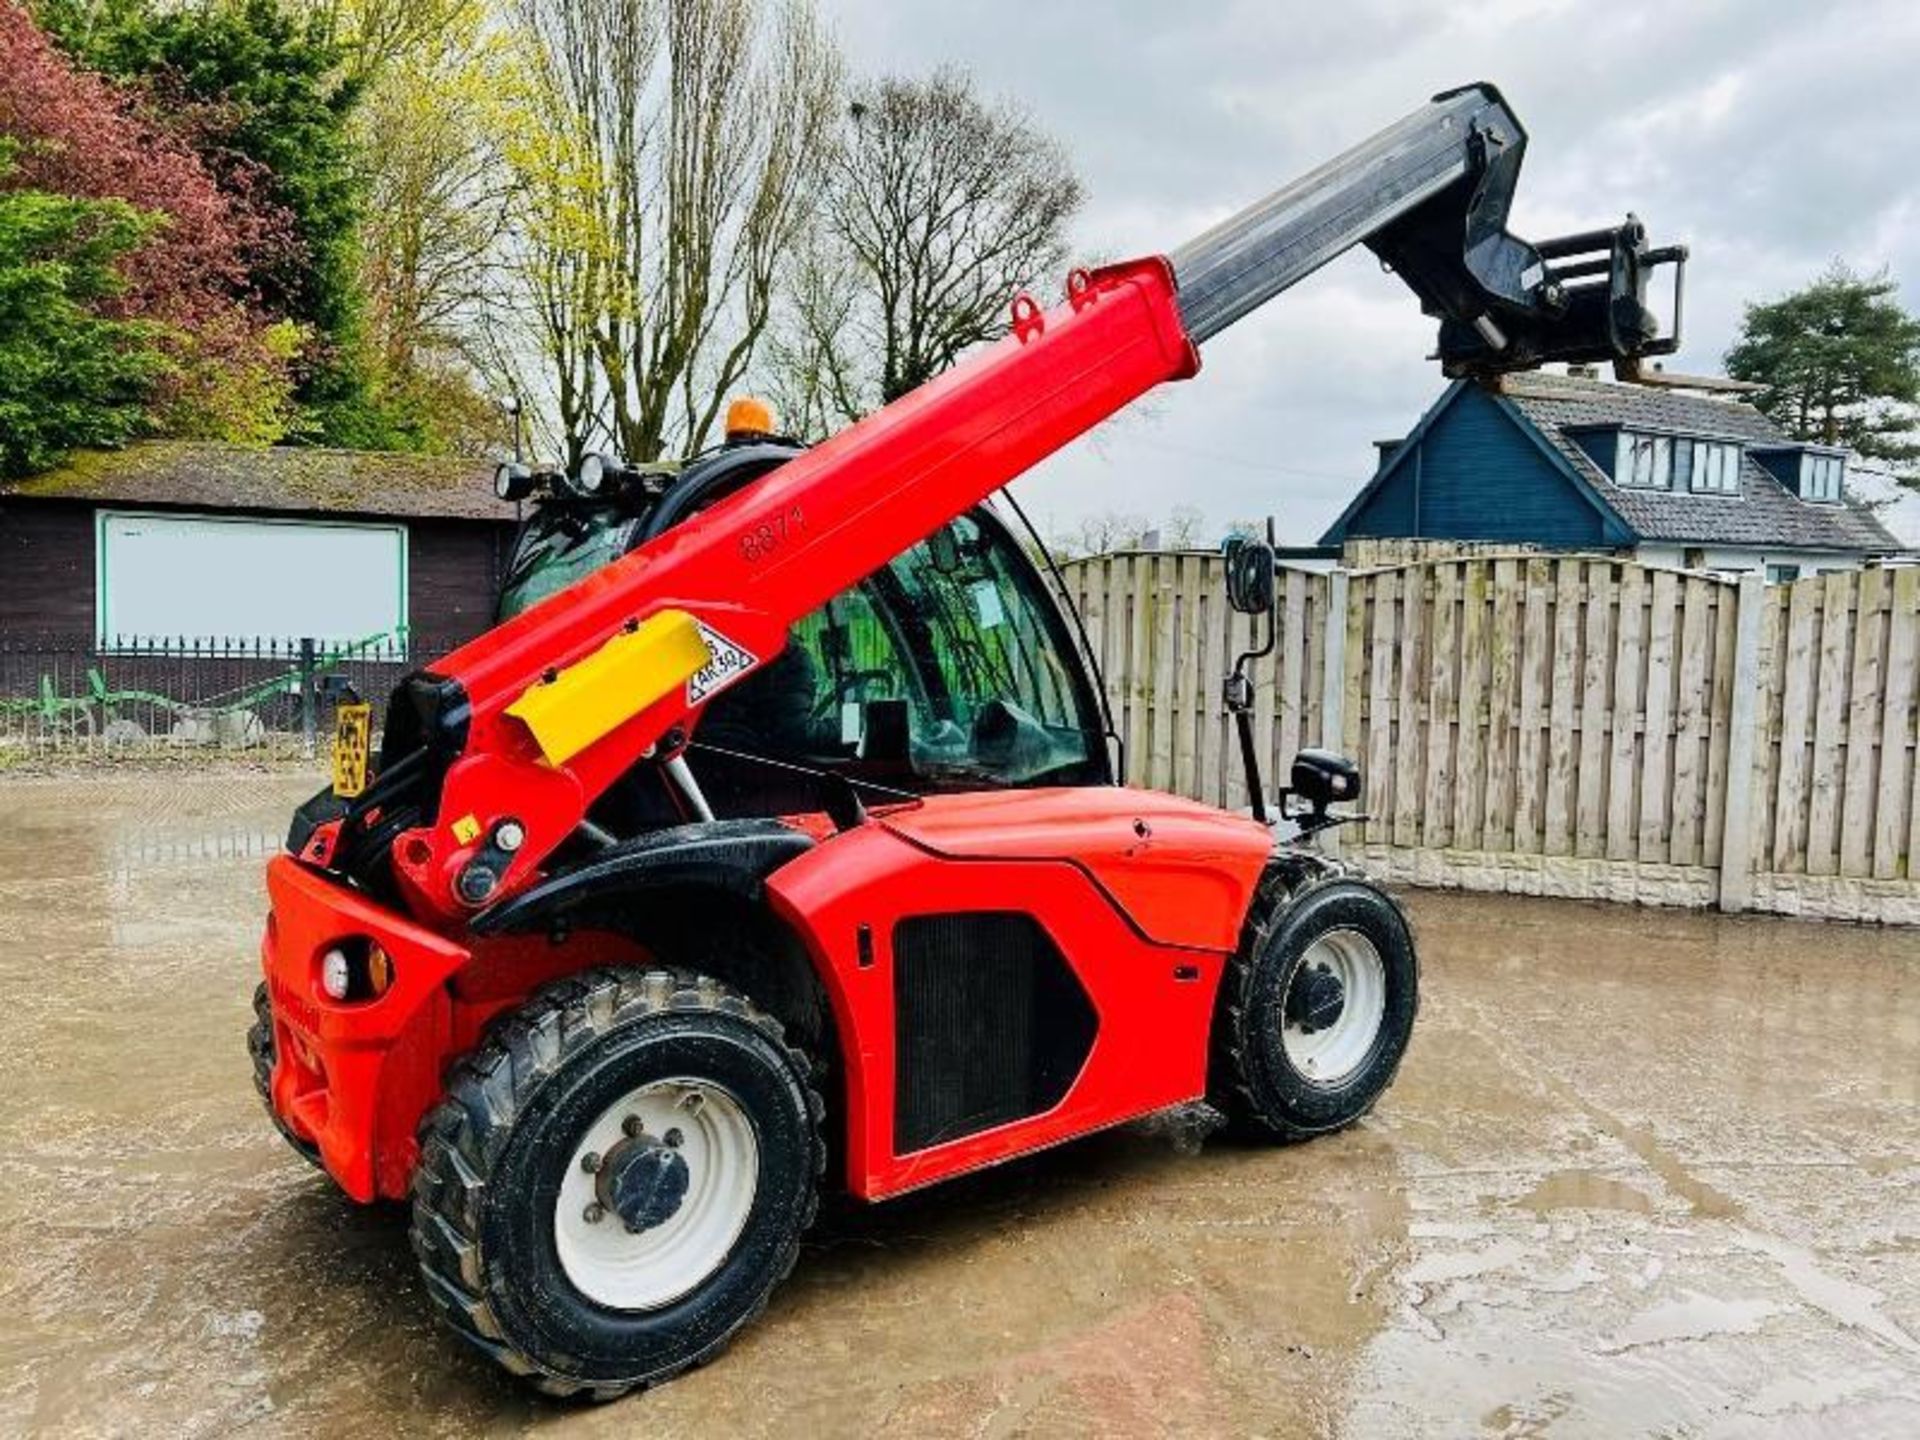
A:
[[1327, 383, 1615, 547]]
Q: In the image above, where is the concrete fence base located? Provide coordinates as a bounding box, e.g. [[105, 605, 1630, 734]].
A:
[[1350, 843, 1920, 924]]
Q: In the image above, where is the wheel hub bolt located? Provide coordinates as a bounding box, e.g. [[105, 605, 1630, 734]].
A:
[[583, 1202, 606, 1224], [580, 1151, 602, 1174], [664, 1127, 683, 1148], [622, 1113, 646, 1138]]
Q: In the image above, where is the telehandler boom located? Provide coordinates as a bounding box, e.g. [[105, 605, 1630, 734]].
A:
[[254, 82, 1685, 1397]]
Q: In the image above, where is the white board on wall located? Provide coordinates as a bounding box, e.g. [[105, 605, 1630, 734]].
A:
[[96, 511, 408, 648]]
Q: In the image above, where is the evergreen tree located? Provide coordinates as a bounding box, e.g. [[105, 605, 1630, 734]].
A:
[[1726, 264, 1920, 484], [0, 145, 165, 477]]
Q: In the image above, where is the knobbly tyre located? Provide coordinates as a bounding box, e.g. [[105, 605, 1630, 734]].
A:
[[249, 83, 1686, 1397]]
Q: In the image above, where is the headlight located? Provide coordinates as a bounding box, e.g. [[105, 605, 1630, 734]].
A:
[[321, 947, 351, 1000], [571, 452, 634, 498], [494, 462, 535, 501], [317, 939, 395, 1003]]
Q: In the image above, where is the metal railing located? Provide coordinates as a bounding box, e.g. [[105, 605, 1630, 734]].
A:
[[0, 631, 461, 753]]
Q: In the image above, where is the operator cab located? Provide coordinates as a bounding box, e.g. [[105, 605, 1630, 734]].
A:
[[493, 405, 1111, 831]]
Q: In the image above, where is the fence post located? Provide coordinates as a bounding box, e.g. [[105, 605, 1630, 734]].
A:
[[299, 637, 317, 759], [1718, 574, 1765, 913], [1319, 568, 1351, 858]]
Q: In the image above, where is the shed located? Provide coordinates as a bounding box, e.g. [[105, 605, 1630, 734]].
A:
[[0, 442, 515, 654]]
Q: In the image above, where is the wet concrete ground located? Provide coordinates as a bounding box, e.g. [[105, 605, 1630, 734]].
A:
[[2, 771, 1918, 1438]]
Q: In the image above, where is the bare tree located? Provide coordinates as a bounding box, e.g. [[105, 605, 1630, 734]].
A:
[[319, 0, 477, 88], [1162, 504, 1206, 548], [1045, 506, 1211, 559], [772, 67, 1082, 434], [499, 0, 839, 463]]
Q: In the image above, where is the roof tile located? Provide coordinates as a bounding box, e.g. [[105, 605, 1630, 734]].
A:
[[3, 442, 506, 523]]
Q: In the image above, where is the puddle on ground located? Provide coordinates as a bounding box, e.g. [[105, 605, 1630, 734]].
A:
[[1602, 1290, 1786, 1351], [1516, 1169, 1658, 1216]]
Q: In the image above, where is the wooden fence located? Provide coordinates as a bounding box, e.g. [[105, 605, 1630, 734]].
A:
[[1060, 552, 1920, 922]]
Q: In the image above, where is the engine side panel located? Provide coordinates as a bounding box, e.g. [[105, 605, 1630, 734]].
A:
[[878, 787, 1272, 952], [765, 792, 1269, 1199]]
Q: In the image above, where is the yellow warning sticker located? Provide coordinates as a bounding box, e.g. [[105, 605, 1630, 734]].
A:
[[450, 813, 482, 845], [331, 703, 372, 798]]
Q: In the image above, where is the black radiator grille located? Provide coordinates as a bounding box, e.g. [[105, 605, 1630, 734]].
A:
[[892, 912, 1097, 1154]]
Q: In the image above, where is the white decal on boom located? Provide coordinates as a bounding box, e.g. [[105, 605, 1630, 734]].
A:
[[687, 622, 759, 705]]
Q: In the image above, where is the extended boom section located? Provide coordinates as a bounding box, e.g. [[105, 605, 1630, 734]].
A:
[[314, 82, 1683, 919], [1171, 83, 1686, 375]]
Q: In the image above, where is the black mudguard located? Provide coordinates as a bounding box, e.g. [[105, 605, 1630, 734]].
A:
[[472, 819, 814, 937]]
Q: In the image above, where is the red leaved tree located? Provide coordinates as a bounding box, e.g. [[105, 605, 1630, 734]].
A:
[[0, 2, 302, 438]]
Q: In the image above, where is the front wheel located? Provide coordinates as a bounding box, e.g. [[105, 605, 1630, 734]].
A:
[[247, 981, 321, 1168], [1210, 878, 1418, 1141], [410, 969, 823, 1399]]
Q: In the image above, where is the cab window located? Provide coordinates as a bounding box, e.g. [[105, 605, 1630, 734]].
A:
[[497, 514, 642, 619], [702, 510, 1106, 791]]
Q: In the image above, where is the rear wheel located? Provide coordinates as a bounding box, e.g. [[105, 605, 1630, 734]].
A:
[[410, 969, 823, 1399], [1210, 878, 1418, 1141]]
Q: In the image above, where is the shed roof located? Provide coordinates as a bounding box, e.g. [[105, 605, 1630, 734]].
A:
[[1491, 372, 1900, 553], [3, 442, 507, 523]]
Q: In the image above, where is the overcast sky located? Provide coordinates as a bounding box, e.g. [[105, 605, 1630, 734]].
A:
[[829, 0, 1920, 544]]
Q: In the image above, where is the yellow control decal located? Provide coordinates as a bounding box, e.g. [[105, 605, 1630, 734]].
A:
[[505, 610, 713, 765], [330, 701, 372, 798], [450, 814, 482, 845]]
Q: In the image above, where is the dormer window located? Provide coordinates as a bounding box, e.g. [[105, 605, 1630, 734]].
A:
[[1611, 431, 1743, 492], [1802, 451, 1844, 503], [1752, 445, 1847, 502], [1621, 432, 1672, 488], [1683, 439, 1742, 495]]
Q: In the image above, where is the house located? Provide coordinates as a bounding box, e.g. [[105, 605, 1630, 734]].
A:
[[1321, 370, 1904, 581], [0, 442, 516, 655]]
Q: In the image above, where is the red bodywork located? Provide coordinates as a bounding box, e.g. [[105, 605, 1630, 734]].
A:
[[263, 788, 1271, 1201], [258, 253, 1277, 1204]]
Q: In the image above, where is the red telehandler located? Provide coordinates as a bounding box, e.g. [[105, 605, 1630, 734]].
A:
[[250, 83, 1686, 1396]]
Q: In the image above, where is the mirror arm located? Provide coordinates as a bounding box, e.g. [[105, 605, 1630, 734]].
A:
[[1222, 520, 1280, 823], [1224, 607, 1278, 825]]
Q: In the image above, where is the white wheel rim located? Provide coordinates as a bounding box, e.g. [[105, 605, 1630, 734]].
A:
[[554, 1079, 759, 1311], [1281, 928, 1387, 1086]]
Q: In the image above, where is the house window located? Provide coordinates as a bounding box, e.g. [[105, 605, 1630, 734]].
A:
[[1688, 440, 1742, 494], [96, 511, 409, 651], [1621, 432, 1673, 488], [1801, 452, 1844, 502], [1766, 564, 1801, 585]]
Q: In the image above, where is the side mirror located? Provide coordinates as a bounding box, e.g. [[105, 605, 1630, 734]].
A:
[[1223, 536, 1277, 615]]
